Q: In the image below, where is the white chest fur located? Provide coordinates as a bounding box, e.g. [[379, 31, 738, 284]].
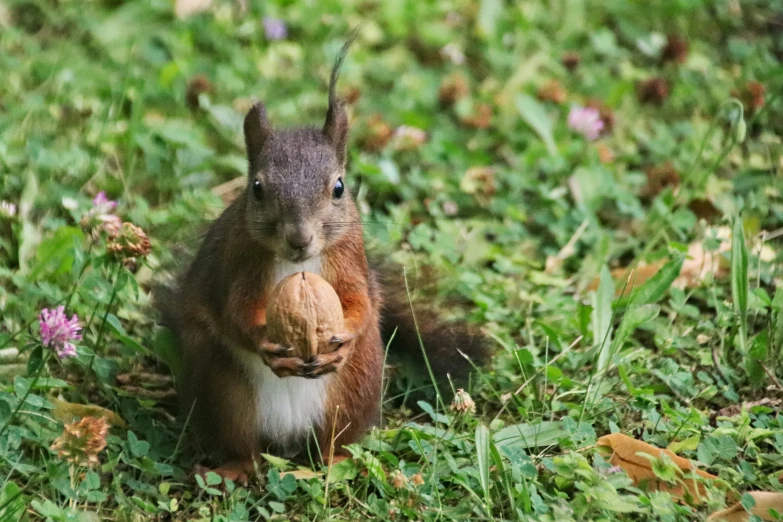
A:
[[232, 256, 331, 456]]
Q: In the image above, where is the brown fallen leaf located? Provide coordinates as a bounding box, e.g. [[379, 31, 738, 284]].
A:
[[174, 0, 212, 19], [585, 259, 666, 294], [116, 372, 173, 387], [597, 433, 717, 503], [281, 468, 323, 480], [707, 491, 783, 521], [586, 226, 733, 293], [713, 398, 783, 421], [49, 396, 127, 429], [675, 228, 732, 287]]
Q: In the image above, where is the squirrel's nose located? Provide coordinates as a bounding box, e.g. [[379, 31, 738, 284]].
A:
[[286, 229, 313, 250]]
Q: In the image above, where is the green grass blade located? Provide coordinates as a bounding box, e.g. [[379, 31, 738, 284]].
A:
[[515, 94, 557, 156], [476, 424, 491, 508], [732, 215, 749, 354], [594, 265, 615, 372]]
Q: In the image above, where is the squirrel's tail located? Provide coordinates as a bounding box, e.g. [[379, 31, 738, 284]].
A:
[[372, 258, 492, 387]]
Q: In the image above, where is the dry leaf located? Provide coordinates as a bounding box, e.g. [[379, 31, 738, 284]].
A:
[[281, 468, 323, 480], [174, 0, 212, 19], [49, 396, 127, 428], [461, 166, 496, 206], [537, 79, 567, 104], [712, 399, 783, 421], [707, 491, 783, 521], [586, 227, 733, 293], [595, 143, 614, 164], [597, 433, 717, 502], [675, 229, 731, 288], [585, 259, 666, 293]]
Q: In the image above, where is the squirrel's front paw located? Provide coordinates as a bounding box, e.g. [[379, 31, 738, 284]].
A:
[[328, 331, 356, 349], [299, 343, 352, 379], [258, 341, 301, 377]]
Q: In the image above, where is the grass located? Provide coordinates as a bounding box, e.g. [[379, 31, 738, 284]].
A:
[[1, 0, 782, 520]]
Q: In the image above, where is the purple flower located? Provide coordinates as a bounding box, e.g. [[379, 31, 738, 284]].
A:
[[567, 106, 604, 141], [0, 201, 16, 218], [39, 306, 82, 358], [92, 192, 117, 214], [263, 17, 287, 41], [81, 192, 121, 236]]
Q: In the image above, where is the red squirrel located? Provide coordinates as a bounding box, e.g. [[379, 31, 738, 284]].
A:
[[154, 34, 490, 483]]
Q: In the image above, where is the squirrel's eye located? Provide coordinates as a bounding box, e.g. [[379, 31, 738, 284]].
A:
[[252, 179, 263, 201], [332, 178, 344, 199]]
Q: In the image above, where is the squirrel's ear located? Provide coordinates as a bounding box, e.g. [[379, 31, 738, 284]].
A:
[[323, 101, 349, 166], [244, 102, 271, 167]]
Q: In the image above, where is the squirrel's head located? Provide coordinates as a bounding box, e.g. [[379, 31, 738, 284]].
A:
[[240, 100, 356, 263]]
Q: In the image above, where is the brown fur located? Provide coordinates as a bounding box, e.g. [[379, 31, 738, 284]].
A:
[[153, 32, 489, 473]]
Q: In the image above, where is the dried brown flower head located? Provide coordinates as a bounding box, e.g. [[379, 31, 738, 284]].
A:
[[410, 473, 425, 486], [636, 77, 670, 105], [438, 73, 470, 106], [641, 162, 680, 199], [733, 81, 765, 114], [186, 74, 214, 110], [341, 85, 362, 105], [661, 34, 689, 64], [562, 52, 581, 72], [358, 114, 393, 152], [537, 79, 567, 104], [392, 126, 427, 151], [450, 389, 476, 415], [461, 166, 496, 206], [460, 103, 492, 129], [390, 469, 408, 489], [594, 143, 614, 164], [688, 198, 721, 222], [585, 99, 615, 133], [51, 416, 109, 467], [107, 223, 152, 260]]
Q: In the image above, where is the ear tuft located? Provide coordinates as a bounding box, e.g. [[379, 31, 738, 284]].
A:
[[323, 101, 349, 166], [243, 102, 271, 171]]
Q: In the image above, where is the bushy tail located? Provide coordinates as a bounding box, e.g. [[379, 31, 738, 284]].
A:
[[372, 258, 492, 387]]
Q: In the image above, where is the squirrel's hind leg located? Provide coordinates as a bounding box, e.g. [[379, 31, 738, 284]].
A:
[[315, 330, 384, 462], [180, 333, 262, 474]]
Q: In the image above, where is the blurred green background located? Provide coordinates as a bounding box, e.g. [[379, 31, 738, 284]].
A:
[[0, 0, 782, 520]]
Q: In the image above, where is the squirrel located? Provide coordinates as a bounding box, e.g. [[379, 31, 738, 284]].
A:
[[153, 33, 490, 483]]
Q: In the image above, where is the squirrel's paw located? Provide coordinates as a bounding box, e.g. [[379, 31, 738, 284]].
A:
[[300, 343, 352, 378], [328, 331, 356, 347], [259, 340, 294, 357], [259, 341, 307, 378], [264, 355, 309, 378]]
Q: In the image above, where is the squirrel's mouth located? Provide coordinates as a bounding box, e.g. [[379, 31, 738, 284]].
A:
[[285, 248, 317, 263]]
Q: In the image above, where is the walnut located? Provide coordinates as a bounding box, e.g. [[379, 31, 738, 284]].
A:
[[266, 272, 344, 360]]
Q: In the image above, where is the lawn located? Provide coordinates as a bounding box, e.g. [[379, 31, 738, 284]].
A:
[[1, 0, 782, 520]]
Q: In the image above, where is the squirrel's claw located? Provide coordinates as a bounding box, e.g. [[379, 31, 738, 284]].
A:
[[259, 341, 294, 357], [264, 356, 307, 378], [329, 332, 356, 345], [259, 342, 301, 377], [300, 344, 351, 378]]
